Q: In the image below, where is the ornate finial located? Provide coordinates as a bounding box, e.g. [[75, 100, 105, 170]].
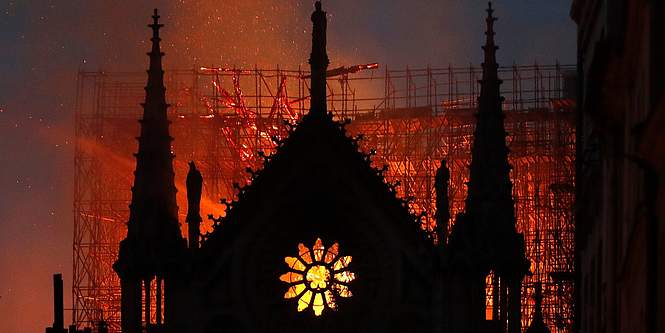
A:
[[145, 8, 166, 112], [149, 8, 164, 39], [485, 2, 497, 37], [481, 1, 499, 80]]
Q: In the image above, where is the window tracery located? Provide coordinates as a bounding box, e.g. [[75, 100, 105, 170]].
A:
[[280, 238, 355, 316]]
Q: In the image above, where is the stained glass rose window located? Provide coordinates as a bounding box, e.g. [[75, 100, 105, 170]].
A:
[[280, 238, 355, 316]]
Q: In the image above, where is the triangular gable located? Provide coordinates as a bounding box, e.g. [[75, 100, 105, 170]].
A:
[[200, 114, 433, 268]]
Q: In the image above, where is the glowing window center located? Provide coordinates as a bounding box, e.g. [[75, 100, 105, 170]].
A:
[[280, 238, 355, 316], [306, 265, 330, 290]]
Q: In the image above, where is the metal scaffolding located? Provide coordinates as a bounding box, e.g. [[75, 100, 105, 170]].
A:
[[73, 64, 575, 332]]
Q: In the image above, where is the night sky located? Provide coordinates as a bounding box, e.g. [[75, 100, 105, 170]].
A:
[[0, 1, 574, 331]]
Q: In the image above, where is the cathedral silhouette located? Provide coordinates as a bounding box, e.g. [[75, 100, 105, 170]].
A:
[[113, 2, 539, 333]]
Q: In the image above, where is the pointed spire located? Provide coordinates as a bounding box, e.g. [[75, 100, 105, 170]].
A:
[[309, 1, 329, 118], [447, 0, 528, 277], [123, 7, 181, 256], [465, 1, 514, 238], [114, 11, 184, 333]]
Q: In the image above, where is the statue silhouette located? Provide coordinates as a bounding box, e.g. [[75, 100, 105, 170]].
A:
[[186, 161, 203, 250], [435, 159, 451, 245]]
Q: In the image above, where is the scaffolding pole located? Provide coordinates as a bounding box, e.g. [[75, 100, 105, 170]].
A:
[[73, 64, 576, 332]]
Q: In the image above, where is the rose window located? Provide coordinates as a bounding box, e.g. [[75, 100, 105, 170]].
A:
[[280, 238, 355, 316]]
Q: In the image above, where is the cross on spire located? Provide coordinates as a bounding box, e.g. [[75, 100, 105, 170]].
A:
[[150, 8, 163, 39], [148, 8, 164, 63], [482, 2, 499, 83], [145, 8, 167, 119]]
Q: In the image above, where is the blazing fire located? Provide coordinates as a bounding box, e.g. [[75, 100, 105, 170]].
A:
[[74, 64, 575, 332]]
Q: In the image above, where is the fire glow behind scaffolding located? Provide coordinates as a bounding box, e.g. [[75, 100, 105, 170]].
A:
[[73, 64, 575, 332]]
